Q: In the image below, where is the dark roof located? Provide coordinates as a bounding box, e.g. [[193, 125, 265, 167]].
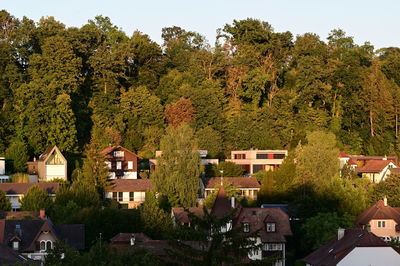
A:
[[2, 219, 84, 251], [0, 212, 40, 220], [110, 233, 151, 243], [101, 145, 140, 159], [303, 228, 390, 266], [211, 186, 233, 219], [234, 208, 292, 243], [0, 245, 39, 265], [356, 200, 400, 225], [357, 160, 396, 173], [205, 177, 260, 189], [107, 179, 153, 192], [0, 183, 59, 195], [172, 208, 205, 224]]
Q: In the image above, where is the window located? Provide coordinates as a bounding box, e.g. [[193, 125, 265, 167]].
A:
[[12, 241, 19, 250], [263, 243, 282, 251], [256, 154, 268, 159], [266, 223, 276, 232], [128, 161, 134, 170], [116, 161, 122, 170], [118, 192, 123, 201], [134, 192, 146, 202], [129, 192, 134, 201], [114, 151, 125, 157], [46, 151, 63, 165], [46, 241, 52, 250], [273, 153, 285, 159], [243, 223, 250, 232], [39, 241, 52, 252], [40, 241, 46, 251], [378, 221, 386, 228], [112, 192, 118, 201], [234, 154, 246, 159], [253, 165, 264, 173]]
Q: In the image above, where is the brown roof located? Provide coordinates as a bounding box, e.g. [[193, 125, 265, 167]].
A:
[[234, 208, 292, 243], [0, 183, 59, 195], [172, 207, 205, 224], [211, 186, 233, 219], [110, 233, 151, 243], [205, 177, 260, 189], [107, 179, 153, 192], [356, 160, 396, 173], [101, 145, 140, 159], [356, 200, 400, 225], [303, 228, 390, 266]]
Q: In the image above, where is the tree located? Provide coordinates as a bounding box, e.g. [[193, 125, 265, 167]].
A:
[[152, 124, 201, 207], [5, 141, 29, 173], [0, 190, 11, 211], [82, 144, 110, 195], [165, 98, 196, 127], [371, 174, 400, 207], [20, 185, 53, 211], [215, 161, 243, 177]]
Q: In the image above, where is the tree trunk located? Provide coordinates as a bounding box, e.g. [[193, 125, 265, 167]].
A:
[[370, 109, 374, 137]]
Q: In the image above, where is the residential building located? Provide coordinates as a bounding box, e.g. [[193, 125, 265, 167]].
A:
[[0, 183, 59, 211], [101, 146, 140, 179], [171, 207, 205, 227], [356, 198, 400, 242], [27, 146, 67, 181], [226, 150, 288, 174], [0, 157, 9, 183], [204, 177, 260, 200], [104, 179, 153, 209], [0, 217, 84, 262], [149, 150, 219, 171], [303, 228, 400, 266], [355, 160, 397, 183], [339, 152, 398, 169]]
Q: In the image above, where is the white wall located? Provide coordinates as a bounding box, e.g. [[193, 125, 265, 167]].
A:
[[0, 157, 5, 175], [338, 247, 400, 266], [123, 172, 137, 179], [45, 165, 66, 180]]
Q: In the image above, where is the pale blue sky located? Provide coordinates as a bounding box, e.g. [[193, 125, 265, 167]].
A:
[[4, 0, 399, 49]]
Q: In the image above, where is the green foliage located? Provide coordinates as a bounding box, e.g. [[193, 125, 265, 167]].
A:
[[20, 185, 53, 212], [203, 181, 239, 209], [152, 124, 201, 207], [5, 141, 29, 173], [0, 190, 11, 211], [371, 174, 400, 206], [215, 161, 244, 177], [82, 144, 110, 195], [10, 173, 29, 183]]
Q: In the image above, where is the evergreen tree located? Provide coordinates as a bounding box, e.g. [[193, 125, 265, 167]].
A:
[[0, 190, 11, 211], [82, 144, 110, 195], [5, 141, 29, 173], [20, 185, 53, 212]]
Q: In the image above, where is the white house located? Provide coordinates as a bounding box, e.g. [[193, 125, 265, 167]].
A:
[[27, 146, 67, 181], [0, 157, 10, 182]]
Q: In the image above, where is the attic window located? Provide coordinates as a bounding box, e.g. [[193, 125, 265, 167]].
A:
[[243, 223, 250, 233], [12, 241, 19, 250], [114, 151, 124, 157], [378, 221, 386, 228], [266, 223, 276, 232]]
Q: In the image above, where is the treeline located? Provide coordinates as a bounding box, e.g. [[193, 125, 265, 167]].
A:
[[1, 10, 400, 161]]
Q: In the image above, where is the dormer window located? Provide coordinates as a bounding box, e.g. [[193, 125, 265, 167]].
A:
[[266, 222, 276, 232], [12, 241, 19, 250], [243, 223, 250, 233], [40, 240, 53, 252], [114, 151, 124, 157], [378, 221, 386, 228]]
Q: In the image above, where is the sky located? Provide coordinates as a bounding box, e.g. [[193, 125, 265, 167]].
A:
[[3, 0, 399, 49]]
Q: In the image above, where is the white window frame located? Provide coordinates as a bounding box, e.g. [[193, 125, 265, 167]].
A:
[[114, 151, 124, 157], [378, 220, 386, 228], [243, 223, 250, 233], [12, 241, 19, 250], [266, 223, 276, 232], [116, 161, 122, 170], [128, 161, 133, 170]]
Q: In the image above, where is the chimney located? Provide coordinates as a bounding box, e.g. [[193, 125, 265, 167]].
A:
[[231, 196, 235, 208], [39, 209, 46, 219], [338, 228, 345, 240], [383, 155, 387, 160], [384, 197, 388, 206]]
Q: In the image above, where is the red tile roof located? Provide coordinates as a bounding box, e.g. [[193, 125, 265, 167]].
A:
[[107, 179, 153, 192], [356, 160, 396, 173], [172, 207, 205, 224], [303, 228, 390, 266], [0, 183, 59, 195], [205, 177, 260, 189], [356, 200, 400, 225], [339, 151, 350, 158]]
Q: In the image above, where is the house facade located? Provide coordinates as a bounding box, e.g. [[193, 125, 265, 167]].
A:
[[204, 177, 260, 200], [149, 150, 219, 171], [105, 179, 153, 209], [0, 157, 9, 182], [356, 160, 397, 183], [0, 218, 84, 262], [226, 150, 288, 175], [101, 146, 140, 179], [356, 198, 400, 241], [304, 228, 400, 266], [27, 146, 67, 181], [0, 183, 59, 211]]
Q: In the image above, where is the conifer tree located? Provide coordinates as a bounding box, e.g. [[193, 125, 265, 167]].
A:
[[20, 185, 53, 212], [82, 144, 110, 196]]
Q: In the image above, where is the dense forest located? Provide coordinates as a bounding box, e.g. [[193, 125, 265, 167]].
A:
[[1, 10, 400, 161]]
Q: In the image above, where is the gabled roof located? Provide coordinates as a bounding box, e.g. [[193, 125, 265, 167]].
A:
[[0, 183, 59, 195], [205, 177, 260, 189], [356, 160, 396, 173], [303, 228, 389, 266], [339, 151, 350, 158], [38, 145, 66, 163], [101, 146, 140, 159], [211, 186, 233, 219], [106, 179, 153, 192], [234, 208, 292, 243], [356, 200, 400, 225], [172, 207, 205, 224]]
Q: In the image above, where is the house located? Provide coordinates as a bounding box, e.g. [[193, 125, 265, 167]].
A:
[[171, 207, 205, 227], [0, 217, 84, 262], [27, 146, 67, 181], [226, 150, 288, 174], [355, 160, 397, 183], [303, 228, 400, 266], [0, 183, 59, 211], [101, 146, 140, 179], [204, 177, 260, 200], [356, 198, 400, 242], [339, 152, 398, 169], [149, 150, 219, 171], [0, 157, 9, 183], [104, 179, 153, 209]]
